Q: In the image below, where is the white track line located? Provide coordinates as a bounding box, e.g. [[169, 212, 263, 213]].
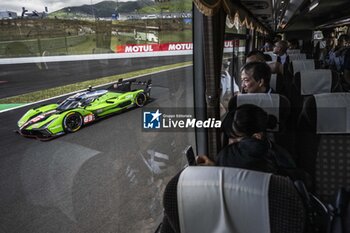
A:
[[0, 50, 192, 65]]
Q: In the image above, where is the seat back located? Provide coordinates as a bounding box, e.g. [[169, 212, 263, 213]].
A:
[[291, 59, 315, 75], [293, 69, 339, 95], [289, 53, 307, 61], [292, 70, 342, 164], [227, 93, 293, 156], [264, 51, 277, 61], [162, 167, 306, 233], [297, 93, 350, 202], [228, 93, 290, 132], [270, 74, 277, 91], [270, 73, 290, 97], [295, 69, 335, 95], [287, 49, 301, 54]]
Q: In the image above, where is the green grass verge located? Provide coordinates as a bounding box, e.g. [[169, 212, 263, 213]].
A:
[[0, 104, 26, 111], [0, 61, 192, 104]]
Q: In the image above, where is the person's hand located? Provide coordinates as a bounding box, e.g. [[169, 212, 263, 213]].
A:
[[196, 155, 215, 166]]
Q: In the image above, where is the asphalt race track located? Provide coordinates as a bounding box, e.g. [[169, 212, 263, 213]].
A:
[[0, 55, 192, 99], [0, 59, 195, 233]]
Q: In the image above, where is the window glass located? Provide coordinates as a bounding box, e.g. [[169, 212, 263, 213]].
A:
[[220, 17, 246, 114], [0, 1, 194, 232]]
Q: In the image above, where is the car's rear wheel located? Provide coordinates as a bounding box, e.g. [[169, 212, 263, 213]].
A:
[[135, 92, 147, 107], [63, 112, 83, 133]]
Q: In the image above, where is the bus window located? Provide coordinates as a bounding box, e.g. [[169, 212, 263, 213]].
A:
[[0, 0, 194, 232]]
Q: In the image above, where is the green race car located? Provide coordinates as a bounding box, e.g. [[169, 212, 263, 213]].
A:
[[17, 79, 151, 139]]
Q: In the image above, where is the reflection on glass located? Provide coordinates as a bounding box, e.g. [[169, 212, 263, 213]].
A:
[[0, 0, 194, 232]]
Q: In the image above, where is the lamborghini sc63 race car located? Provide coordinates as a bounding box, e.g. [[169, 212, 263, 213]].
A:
[[17, 79, 151, 139]]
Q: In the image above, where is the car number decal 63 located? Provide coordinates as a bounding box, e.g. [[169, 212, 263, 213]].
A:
[[84, 114, 95, 123]]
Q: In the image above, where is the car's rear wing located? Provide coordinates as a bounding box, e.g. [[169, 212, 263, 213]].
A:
[[107, 79, 152, 95], [131, 79, 152, 96]]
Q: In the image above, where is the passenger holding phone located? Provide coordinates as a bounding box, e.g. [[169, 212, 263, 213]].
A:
[[197, 104, 296, 174]]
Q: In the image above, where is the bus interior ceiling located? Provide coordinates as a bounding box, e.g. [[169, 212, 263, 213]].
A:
[[240, 0, 350, 32]]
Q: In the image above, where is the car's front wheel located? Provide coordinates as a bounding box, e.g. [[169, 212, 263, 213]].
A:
[[135, 92, 147, 107], [63, 112, 83, 133]]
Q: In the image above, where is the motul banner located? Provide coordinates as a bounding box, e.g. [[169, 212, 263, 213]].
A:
[[115, 40, 239, 53], [116, 42, 193, 53], [224, 40, 240, 48]]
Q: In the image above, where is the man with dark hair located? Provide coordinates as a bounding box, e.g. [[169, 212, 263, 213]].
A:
[[246, 50, 266, 63], [288, 39, 299, 50], [240, 62, 273, 93], [246, 50, 282, 75]]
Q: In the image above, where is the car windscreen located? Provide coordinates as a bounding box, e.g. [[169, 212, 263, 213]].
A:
[[57, 99, 81, 110]]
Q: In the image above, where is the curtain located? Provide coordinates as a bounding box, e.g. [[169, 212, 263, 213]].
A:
[[202, 7, 226, 158], [193, 0, 268, 34]]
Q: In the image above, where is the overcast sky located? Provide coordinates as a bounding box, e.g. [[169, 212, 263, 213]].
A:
[[1, 0, 132, 15]]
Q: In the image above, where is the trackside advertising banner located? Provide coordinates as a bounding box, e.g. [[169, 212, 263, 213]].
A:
[[116, 42, 193, 53], [115, 40, 239, 53]]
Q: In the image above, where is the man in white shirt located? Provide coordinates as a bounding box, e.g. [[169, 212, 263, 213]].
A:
[[221, 62, 239, 98], [273, 40, 289, 65], [220, 61, 240, 116]]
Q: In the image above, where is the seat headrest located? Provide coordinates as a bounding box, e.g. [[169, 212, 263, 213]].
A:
[[292, 59, 315, 75], [314, 93, 350, 133], [299, 69, 332, 95], [237, 93, 281, 131], [264, 52, 277, 61], [289, 53, 306, 61], [177, 167, 272, 233], [287, 49, 301, 54], [270, 74, 277, 90]]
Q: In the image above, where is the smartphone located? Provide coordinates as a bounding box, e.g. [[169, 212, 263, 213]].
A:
[[185, 145, 196, 166]]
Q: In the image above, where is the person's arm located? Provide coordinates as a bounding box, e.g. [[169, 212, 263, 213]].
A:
[[196, 155, 215, 166]]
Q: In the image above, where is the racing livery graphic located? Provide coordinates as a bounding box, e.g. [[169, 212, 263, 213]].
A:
[[17, 79, 151, 139]]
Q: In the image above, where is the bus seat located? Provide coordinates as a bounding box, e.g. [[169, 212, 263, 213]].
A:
[[294, 69, 341, 96], [289, 53, 307, 61], [264, 52, 277, 61], [291, 69, 341, 121], [291, 59, 316, 75], [270, 73, 290, 97], [161, 167, 305, 233], [227, 93, 294, 157], [297, 93, 350, 202], [287, 49, 301, 54], [270, 74, 277, 90], [290, 70, 342, 161], [228, 93, 290, 132]]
